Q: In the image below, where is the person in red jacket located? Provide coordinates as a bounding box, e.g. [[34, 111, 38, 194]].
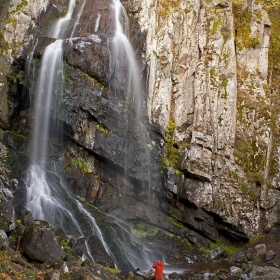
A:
[[152, 260, 164, 279]]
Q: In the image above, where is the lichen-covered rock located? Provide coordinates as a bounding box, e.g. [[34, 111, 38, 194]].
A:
[[0, 198, 16, 232], [20, 222, 63, 264]]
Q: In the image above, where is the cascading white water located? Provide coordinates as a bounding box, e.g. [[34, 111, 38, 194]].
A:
[[24, 0, 162, 272], [108, 0, 162, 269], [26, 38, 64, 220], [50, 0, 77, 39], [111, 0, 152, 186], [112, 0, 142, 113], [24, 0, 145, 270]]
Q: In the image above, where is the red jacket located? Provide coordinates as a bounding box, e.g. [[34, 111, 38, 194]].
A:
[[152, 261, 164, 279]]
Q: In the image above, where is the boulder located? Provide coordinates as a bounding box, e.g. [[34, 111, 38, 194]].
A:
[[209, 247, 226, 260], [0, 198, 16, 232], [230, 266, 243, 276], [20, 222, 63, 264], [249, 265, 280, 280], [87, 235, 115, 268]]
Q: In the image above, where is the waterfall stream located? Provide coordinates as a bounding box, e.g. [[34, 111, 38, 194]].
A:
[[111, 0, 152, 188], [24, 0, 160, 272]]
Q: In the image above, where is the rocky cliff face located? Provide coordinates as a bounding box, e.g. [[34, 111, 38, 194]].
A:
[[133, 0, 273, 239], [1, 0, 280, 257]]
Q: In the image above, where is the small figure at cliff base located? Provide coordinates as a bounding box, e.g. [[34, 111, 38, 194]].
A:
[[152, 260, 164, 280]]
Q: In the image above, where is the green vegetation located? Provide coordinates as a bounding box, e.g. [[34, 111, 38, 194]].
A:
[[233, 2, 261, 51], [221, 27, 231, 42], [64, 150, 93, 174], [208, 15, 221, 35], [162, 120, 180, 170], [0, 0, 29, 56], [200, 238, 244, 255], [146, 143, 153, 151], [108, 268, 121, 274], [93, 78, 106, 91], [60, 238, 72, 255], [221, 79, 228, 99], [96, 124, 107, 133], [233, 138, 266, 188], [64, 72, 71, 82], [252, 258, 260, 264], [168, 216, 189, 231], [199, 246, 210, 254], [233, 135, 267, 192], [158, 0, 180, 16], [130, 222, 160, 239], [69, 157, 92, 173], [210, 67, 218, 86], [249, 234, 276, 245], [179, 236, 193, 249], [0, 128, 27, 141], [218, 115, 223, 126]]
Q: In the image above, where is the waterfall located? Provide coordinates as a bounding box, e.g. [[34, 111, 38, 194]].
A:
[[24, 0, 161, 272], [25, 0, 111, 262], [110, 0, 152, 187], [112, 0, 142, 110], [26, 0, 74, 224]]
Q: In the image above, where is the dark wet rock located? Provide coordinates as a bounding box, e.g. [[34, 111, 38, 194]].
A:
[[64, 35, 110, 86], [70, 236, 86, 257], [12, 177, 29, 217], [169, 272, 182, 279], [54, 225, 68, 243], [185, 231, 209, 250], [34, 37, 57, 57], [216, 1, 230, 8], [228, 243, 267, 264], [87, 235, 115, 268], [20, 222, 63, 264], [21, 210, 34, 228], [64, 253, 77, 264], [0, 198, 16, 232], [16, 221, 25, 236]]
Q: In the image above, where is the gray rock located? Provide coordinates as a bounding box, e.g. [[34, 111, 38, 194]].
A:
[[0, 229, 9, 250], [265, 250, 275, 261], [209, 247, 225, 260], [230, 266, 243, 276], [249, 265, 280, 280], [0, 198, 16, 232]]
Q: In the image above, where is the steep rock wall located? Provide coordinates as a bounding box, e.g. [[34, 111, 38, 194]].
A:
[[1, 0, 280, 245], [126, 0, 277, 239]]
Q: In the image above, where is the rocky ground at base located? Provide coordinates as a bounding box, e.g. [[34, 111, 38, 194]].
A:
[[1, 218, 280, 280]]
